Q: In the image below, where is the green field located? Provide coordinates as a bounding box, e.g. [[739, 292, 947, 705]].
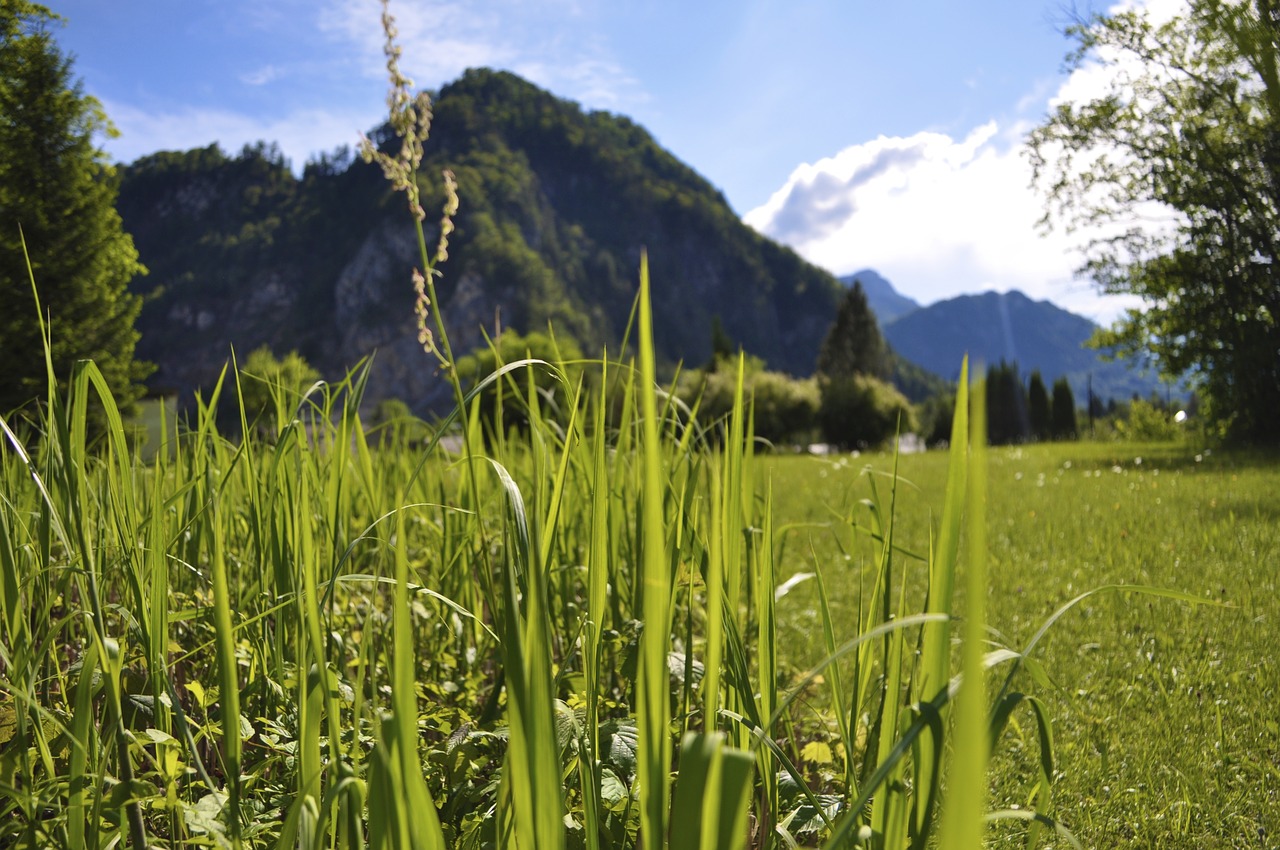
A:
[[766, 442, 1279, 848], [2, 304, 1278, 850]]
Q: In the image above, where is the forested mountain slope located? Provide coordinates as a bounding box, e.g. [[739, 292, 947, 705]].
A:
[[118, 69, 846, 409]]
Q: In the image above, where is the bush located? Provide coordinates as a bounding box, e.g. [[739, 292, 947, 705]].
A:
[[455, 329, 583, 436], [677, 363, 819, 446], [367, 396, 430, 445], [819, 373, 918, 450], [237, 346, 321, 433], [1115, 398, 1183, 441], [751, 372, 820, 445]]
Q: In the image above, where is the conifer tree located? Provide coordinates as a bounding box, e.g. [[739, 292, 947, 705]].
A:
[[815, 280, 887, 379], [0, 2, 149, 420], [1028, 370, 1051, 441], [1051, 377, 1078, 440], [985, 360, 1029, 445]]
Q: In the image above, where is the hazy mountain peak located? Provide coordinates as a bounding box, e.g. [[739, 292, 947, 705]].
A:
[[881, 286, 1170, 403], [838, 269, 920, 325]]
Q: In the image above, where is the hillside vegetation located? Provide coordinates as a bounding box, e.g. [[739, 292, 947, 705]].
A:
[[118, 70, 845, 410]]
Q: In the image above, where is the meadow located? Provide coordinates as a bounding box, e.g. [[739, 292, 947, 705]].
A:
[[2, 291, 1276, 849], [766, 442, 1278, 848]]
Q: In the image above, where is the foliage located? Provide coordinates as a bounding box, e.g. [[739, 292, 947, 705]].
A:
[[886, 350, 951, 404], [818, 372, 918, 449], [235, 345, 321, 433], [1051, 376, 1079, 440], [0, 1, 149, 422], [1114, 397, 1184, 442], [815, 280, 888, 380], [750, 371, 821, 445], [455, 328, 584, 435], [1028, 0, 1280, 443], [0, 306, 1091, 850], [707, 315, 735, 369], [678, 361, 820, 445], [986, 361, 1029, 446], [116, 69, 846, 402], [917, 390, 956, 446], [1028, 370, 1051, 441], [367, 395, 430, 444], [115, 142, 380, 397]]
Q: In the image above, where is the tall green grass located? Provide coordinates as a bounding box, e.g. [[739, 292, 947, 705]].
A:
[[3, 251, 1129, 849]]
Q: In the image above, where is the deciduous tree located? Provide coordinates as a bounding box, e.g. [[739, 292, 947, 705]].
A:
[[1029, 0, 1280, 442]]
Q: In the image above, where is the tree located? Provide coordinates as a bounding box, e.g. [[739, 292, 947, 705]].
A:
[[816, 281, 906, 447], [0, 3, 148, 422], [705, 315, 734, 372], [1029, 0, 1280, 443], [1051, 377, 1078, 440], [1028, 370, 1052, 441], [816, 280, 888, 379], [985, 360, 1029, 445]]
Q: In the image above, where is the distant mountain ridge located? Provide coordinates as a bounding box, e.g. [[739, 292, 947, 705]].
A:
[[838, 270, 920, 324], [872, 283, 1173, 404]]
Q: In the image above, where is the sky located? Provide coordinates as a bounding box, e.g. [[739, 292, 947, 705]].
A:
[[49, 0, 1168, 323]]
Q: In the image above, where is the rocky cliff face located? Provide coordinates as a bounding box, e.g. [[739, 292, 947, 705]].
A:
[[118, 70, 847, 414]]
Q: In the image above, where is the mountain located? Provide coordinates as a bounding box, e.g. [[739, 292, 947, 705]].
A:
[[881, 289, 1174, 404], [116, 69, 845, 411], [839, 269, 920, 324]]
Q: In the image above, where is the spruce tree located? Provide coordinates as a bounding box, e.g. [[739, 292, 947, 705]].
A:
[[1028, 370, 1051, 441], [1051, 377, 1078, 440], [815, 280, 887, 379], [985, 361, 1029, 445], [0, 2, 149, 420]]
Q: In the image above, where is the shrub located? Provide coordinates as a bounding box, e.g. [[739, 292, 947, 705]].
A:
[[455, 329, 583, 436], [751, 371, 820, 445], [918, 390, 956, 447], [819, 373, 918, 449], [678, 362, 819, 446], [1115, 397, 1183, 441], [237, 345, 321, 432], [367, 396, 430, 444]]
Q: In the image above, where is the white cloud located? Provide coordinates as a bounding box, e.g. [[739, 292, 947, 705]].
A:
[[742, 0, 1194, 325], [743, 122, 1136, 320], [317, 0, 641, 108], [239, 64, 283, 86], [92, 1, 645, 182], [99, 99, 380, 172]]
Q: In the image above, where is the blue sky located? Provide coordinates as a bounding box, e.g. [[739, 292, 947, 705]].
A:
[[51, 0, 1169, 321]]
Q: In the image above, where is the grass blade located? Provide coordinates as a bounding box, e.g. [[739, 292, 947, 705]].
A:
[[636, 250, 672, 850], [937, 370, 988, 850]]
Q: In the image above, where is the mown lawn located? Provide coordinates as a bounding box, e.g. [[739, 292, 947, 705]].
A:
[[765, 441, 1279, 849]]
